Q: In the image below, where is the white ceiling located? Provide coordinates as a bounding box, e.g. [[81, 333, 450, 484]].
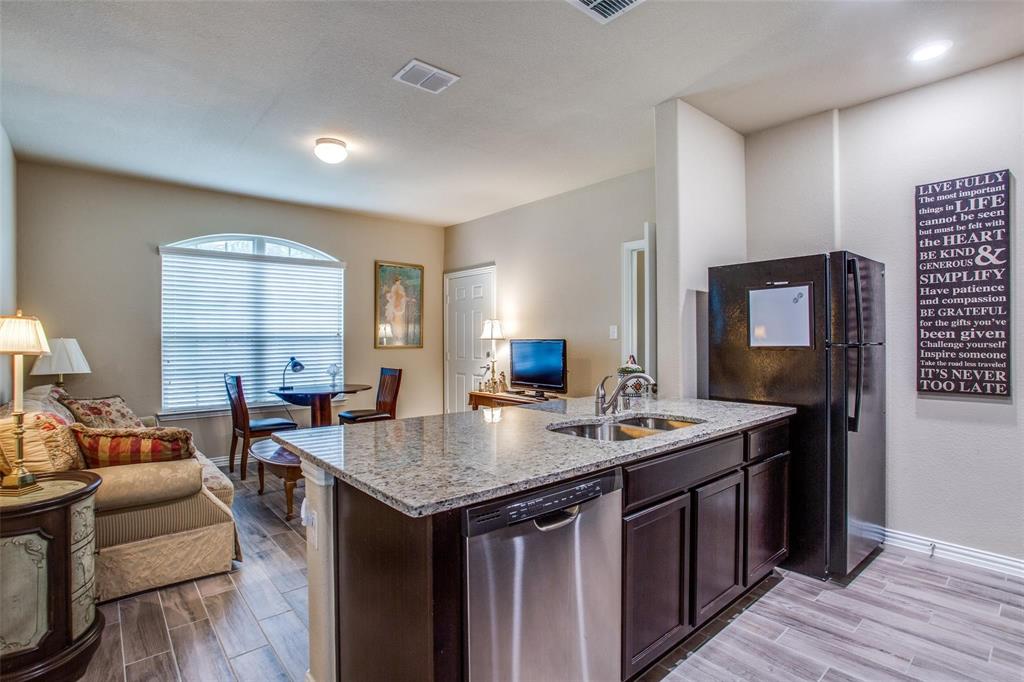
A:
[[2, 1, 1021, 226]]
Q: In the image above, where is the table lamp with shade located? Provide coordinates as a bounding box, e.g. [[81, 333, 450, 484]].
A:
[[30, 337, 91, 387], [480, 319, 505, 394], [0, 311, 50, 496]]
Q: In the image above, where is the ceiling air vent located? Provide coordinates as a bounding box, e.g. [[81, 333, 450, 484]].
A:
[[393, 59, 460, 94], [566, 0, 648, 24]]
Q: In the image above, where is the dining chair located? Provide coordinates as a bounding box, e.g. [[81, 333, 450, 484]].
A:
[[224, 373, 299, 480], [338, 367, 403, 424]]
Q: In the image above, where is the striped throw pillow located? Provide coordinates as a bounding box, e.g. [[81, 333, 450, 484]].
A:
[[71, 424, 195, 468]]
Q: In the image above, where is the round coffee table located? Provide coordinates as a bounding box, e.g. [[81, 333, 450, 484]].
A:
[[249, 440, 303, 519]]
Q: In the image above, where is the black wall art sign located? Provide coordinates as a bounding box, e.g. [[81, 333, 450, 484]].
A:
[[916, 169, 1011, 397]]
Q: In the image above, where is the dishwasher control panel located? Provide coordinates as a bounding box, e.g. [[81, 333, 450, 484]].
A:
[[506, 481, 603, 524], [463, 469, 622, 537]]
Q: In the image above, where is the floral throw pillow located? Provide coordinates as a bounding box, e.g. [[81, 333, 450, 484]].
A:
[[60, 395, 144, 429], [0, 412, 85, 474], [70, 425, 196, 468]]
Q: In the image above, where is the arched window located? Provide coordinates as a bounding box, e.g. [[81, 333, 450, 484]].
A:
[[159, 234, 344, 412], [170, 233, 336, 261]]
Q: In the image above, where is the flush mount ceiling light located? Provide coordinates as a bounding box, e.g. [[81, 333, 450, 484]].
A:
[[313, 138, 348, 164], [909, 40, 953, 62]]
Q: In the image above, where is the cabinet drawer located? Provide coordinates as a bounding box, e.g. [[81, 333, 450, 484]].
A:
[[71, 496, 95, 548], [624, 435, 743, 512], [71, 542, 96, 595], [746, 420, 789, 462], [71, 578, 96, 640]]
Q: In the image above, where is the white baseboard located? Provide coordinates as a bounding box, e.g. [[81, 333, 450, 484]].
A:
[[205, 454, 231, 467], [884, 527, 1024, 579]]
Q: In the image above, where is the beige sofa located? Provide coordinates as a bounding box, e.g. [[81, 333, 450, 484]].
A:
[[0, 387, 239, 602]]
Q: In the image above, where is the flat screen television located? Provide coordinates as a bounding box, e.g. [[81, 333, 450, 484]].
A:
[[509, 339, 567, 397]]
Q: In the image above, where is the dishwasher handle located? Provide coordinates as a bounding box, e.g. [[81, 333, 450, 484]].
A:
[[533, 505, 580, 532]]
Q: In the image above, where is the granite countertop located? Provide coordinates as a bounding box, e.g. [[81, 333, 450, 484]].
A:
[[273, 397, 795, 517]]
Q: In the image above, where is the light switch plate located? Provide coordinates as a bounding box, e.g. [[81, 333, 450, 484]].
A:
[[609, 325, 618, 340]]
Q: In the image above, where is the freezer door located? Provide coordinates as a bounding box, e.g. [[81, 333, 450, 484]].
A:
[[830, 252, 886, 345], [709, 254, 831, 578], [829, 343, 886, 576]]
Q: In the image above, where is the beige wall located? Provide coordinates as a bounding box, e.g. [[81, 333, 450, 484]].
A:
[[655, 99, 746, 399], [746, 110, 837, 259], [16, 161, 445, 456], [745, 57, 1023, 559], [0, 127, 14, 403], [444, 168, 655, 397]]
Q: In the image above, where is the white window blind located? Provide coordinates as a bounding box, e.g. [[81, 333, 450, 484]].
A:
[[160, 238, 344, 412]]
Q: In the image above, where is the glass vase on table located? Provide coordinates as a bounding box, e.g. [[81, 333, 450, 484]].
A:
[[327, 363, 342, 388]]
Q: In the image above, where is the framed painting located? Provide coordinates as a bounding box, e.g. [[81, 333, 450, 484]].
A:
[[374, 260, 424, 348]]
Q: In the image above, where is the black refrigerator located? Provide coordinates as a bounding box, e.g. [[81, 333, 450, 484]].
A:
[[708, 252, 885, 580]]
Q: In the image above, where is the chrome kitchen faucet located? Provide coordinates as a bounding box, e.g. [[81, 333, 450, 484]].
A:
[[595, 373, 656, 416]]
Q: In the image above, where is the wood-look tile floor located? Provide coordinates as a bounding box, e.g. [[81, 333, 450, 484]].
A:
[[639, 547, 1024, 682], [79, 463, 1023, 682], [79, 462, 310, 682]]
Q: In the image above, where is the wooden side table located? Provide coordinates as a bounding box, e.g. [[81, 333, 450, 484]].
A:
[[0, 471, 103, 682], [466, 391, 551, 410], [250, 440, 304, 519]]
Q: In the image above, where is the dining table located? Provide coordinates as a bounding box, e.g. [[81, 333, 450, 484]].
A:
[[269, 383, 373, 427]]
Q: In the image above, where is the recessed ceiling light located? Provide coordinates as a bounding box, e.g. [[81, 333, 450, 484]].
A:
[[909, 40, 953, 62], [314, 138, 348, 164]]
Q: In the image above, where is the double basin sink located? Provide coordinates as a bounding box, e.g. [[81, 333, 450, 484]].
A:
[[548, 415, 699, 441]]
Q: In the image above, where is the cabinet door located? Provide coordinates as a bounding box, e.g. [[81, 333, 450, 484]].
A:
[[745, 452, 790, 585], [622, 493, 691, 679], [692, 471, 745, 627]]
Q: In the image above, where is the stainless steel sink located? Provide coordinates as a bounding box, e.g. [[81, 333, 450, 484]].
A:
[[616, 416, 698, 431], [548, 422, 660, 441]]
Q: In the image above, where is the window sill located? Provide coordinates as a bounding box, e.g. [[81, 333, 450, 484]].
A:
[[158, 398, 347, 422]]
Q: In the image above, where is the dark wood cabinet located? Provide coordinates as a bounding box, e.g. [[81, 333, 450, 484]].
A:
[[745, 420, 789, 462], [745, 452, 790, 585], [619, 419, 791, 679], [0, 472, 103, 682], [691, 470, 745, 627], [623, 436, 742, 513], [621, 493, 691, 679]]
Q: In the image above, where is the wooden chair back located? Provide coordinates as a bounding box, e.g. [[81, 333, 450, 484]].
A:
[[224, 373, 250, 432], [376, 368, 403, 419]]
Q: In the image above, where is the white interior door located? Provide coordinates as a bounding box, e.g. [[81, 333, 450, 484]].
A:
[[445, 267, 495, 413]]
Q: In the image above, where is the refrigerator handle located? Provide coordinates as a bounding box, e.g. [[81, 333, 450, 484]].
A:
[[848, 256, 864, 345], [847, 256, 864, 432], [849, 346, 863, 432]]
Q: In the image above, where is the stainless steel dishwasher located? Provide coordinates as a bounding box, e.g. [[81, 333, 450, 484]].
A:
[[463, 469, 622, 682]]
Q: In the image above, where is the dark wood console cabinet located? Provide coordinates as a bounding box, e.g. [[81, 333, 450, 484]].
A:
[[0, 472, 103, 682]]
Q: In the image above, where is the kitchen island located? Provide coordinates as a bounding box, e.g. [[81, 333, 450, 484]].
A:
[[275, 396, 795, 682]]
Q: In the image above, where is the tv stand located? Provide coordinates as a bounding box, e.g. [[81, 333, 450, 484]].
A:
[[467, 391, 553, 411]]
